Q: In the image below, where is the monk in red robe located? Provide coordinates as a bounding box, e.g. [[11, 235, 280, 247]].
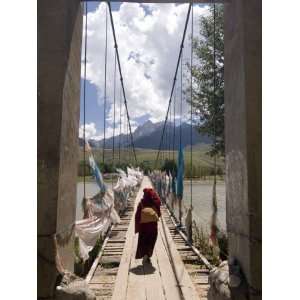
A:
[[135, 188, 161, 264]]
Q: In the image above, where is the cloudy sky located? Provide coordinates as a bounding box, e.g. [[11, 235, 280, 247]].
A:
[[79, 2, 210, 140]]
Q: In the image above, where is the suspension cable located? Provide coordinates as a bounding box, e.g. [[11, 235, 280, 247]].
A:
[[178, 36, 184, 228], [169, 96, 172, 160], [102, 5, 108, 165], [126, 121, 130, 164], [166, 103, 169, 161], [112, 48, 117, 186], [118, 87, 122, 164], [155, 3, 192, 168], [212, 0, 218, 227], [213, 0, 217, 173], [180, 53, 183, 151], [125, 118, 128, 164], [112, 48, 117, 165], [124, 106, 127, 162], [190, 3, 194, 209], [82, 1, 88, 199], [107, 2, 137, 165], [172, 79, 176, 161], [206, 0, 219, 250], [166, 109, 168, 161]]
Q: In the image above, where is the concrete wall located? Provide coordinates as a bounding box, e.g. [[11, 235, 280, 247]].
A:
[[224, 0, 261, 299], [37, 0, 83, 298]]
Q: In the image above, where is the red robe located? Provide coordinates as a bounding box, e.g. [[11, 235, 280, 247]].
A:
[[135, 190, 161, 259]]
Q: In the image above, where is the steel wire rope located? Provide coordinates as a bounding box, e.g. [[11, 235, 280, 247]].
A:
[[126, 113, 128, 164], [124, 106, 127, 164], [213, 0, 217, 185], [190, 3, 194, 209], [155, 3, 192, 168], [82, 1, 88, 199], [118, 87, 122, 164], [179, 54, 183, 151], [107, 2, 137, 164], [169, 99, 172, 161], [178, 53, 184, 226], [172, 79, 176, 161], [211, 0, 219, 248], [112, 48, 117, 187], [102, 4, 108, 165]]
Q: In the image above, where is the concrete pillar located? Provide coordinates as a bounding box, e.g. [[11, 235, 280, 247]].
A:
[[37, 0, 83, 298], [224, 0, 261, 299]]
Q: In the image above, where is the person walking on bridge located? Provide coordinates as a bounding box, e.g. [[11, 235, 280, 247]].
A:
[[135, 188, 161, 264]]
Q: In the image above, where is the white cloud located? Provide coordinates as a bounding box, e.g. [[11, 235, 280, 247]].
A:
[[79, 122, 97, 139], [82, 3, 209, 136], [79, 121, 137, 141]]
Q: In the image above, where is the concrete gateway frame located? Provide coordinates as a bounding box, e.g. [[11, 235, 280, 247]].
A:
[[37, 1, 261, 299]]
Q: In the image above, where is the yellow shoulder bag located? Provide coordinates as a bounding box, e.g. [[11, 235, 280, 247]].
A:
[[140, 205, 159, 224]]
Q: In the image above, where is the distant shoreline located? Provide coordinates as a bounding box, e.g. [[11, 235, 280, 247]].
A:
[[77, 176, 225, 184]]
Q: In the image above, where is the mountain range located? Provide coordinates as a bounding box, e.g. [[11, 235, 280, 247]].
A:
[[80, 120, 211, 150]]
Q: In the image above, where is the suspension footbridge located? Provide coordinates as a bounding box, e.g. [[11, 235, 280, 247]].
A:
[[74, 1, 222, 299], [86, 177, 211, 300]]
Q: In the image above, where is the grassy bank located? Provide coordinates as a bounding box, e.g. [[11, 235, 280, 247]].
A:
[[77, 176, 225, 184], [192, 221, 228, 265], [78, 145, 225, 179], [77, 175, 119, 183]]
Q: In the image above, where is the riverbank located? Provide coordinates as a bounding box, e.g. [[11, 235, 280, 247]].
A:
[[77, 175, 119, 183], [76, 179, 226, 232], [77, 175, 225, 183]]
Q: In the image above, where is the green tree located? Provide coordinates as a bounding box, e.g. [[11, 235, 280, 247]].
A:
[[161, 159, 177, 176], [186, 4, 224, 156]]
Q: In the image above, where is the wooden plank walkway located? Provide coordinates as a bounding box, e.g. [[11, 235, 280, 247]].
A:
[[87, 190, 136, 299], [160, 207, 210, 299], [111, 176, 201, 300], [88, 176, 211, 300]]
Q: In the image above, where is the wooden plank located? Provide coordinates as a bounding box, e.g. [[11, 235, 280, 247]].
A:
[[155, 225, 182, 300], [159, 217, 200, 300], [193, 277, 209, 285], [164, 206, 212, 270], [85, 225, 113, 283], [111, 177, 147, 300], [177, 246, 192, 251], [111, 208, 136, 299], [106, 240, 126, 243], [143, 244, 166, 300], [126, 231, 147, 299], [101, 253, 122, 256], [103, 248, 124, 251], [101, 256, 121, 264], [112, 176, 205, 300]]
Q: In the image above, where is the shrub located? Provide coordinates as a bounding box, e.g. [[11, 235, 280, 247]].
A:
[[161, 159, 177, 176], [192, 221, 226, 266]]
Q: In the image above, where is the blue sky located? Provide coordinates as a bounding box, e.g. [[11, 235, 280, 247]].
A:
[[80, 2, 123, 138], [79, 2, 209, 140], [86, 1, 121, 12]]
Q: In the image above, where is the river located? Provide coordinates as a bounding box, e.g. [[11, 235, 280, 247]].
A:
[[76, 179, 226, 232], [172, 180, 226, 233]]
